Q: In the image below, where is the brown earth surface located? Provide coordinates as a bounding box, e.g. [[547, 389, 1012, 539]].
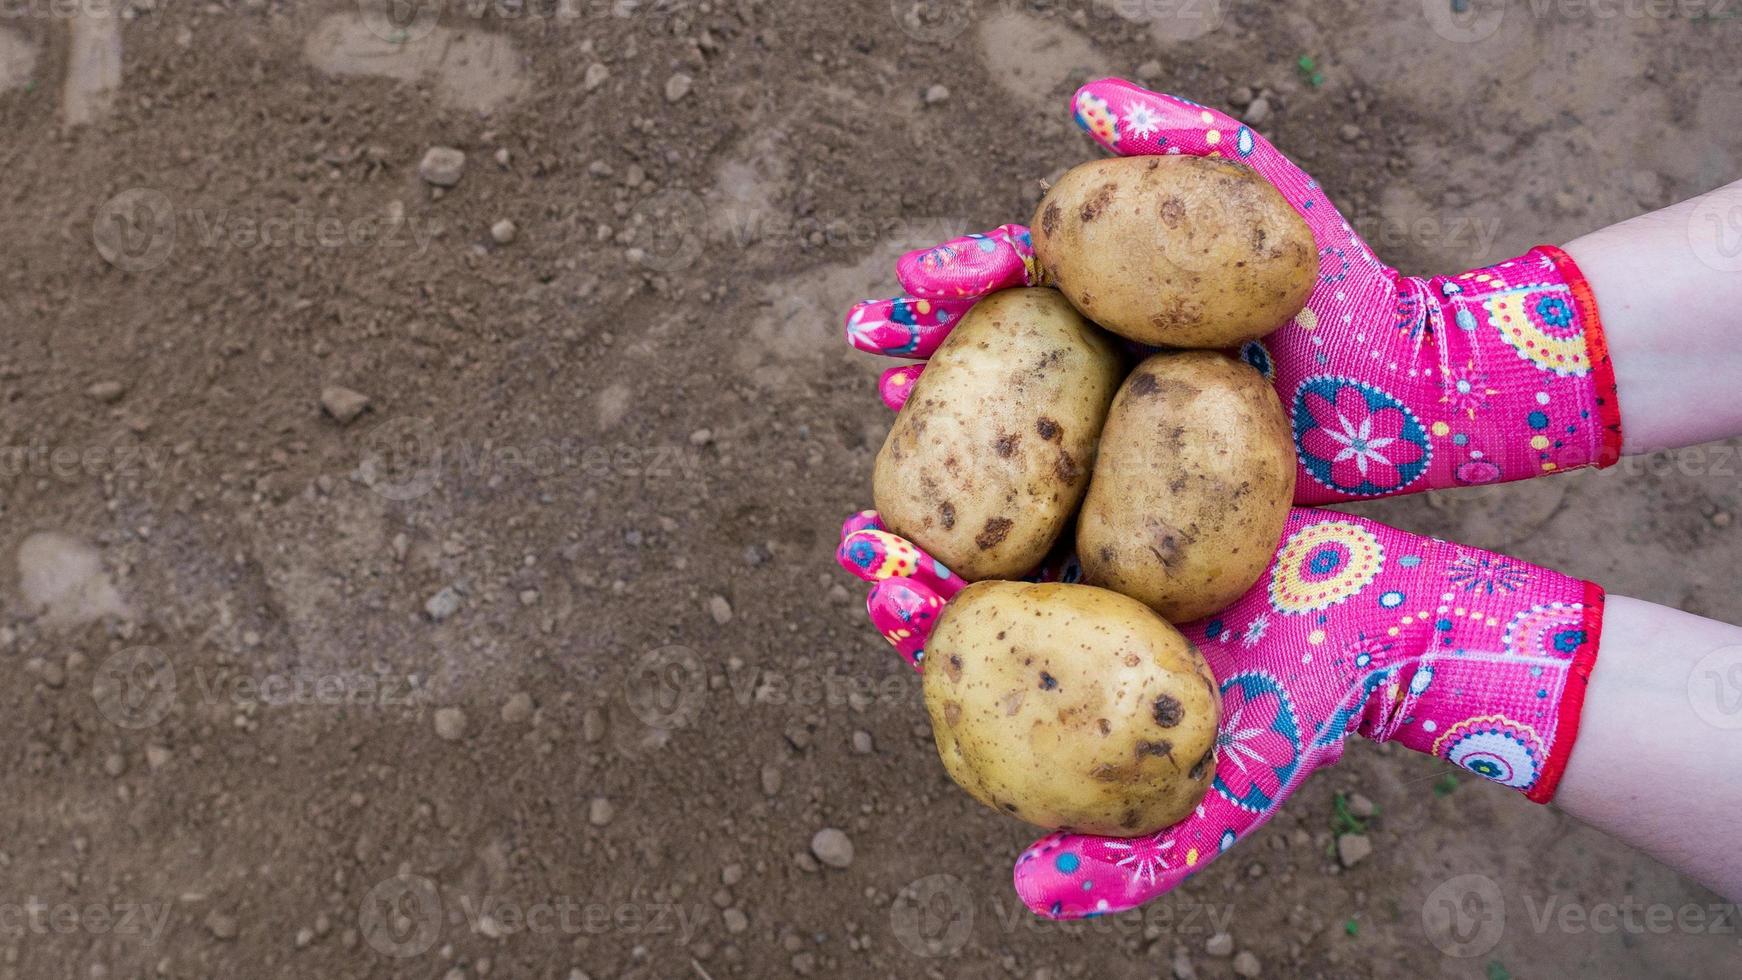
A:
[[2, 1, 1740, 978]]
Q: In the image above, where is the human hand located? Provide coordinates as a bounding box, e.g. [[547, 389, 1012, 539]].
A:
[[837, 507, 1602, 918], [845, 79, 1622, 503]]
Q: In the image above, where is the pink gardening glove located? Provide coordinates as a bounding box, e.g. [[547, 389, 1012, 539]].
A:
[[845, 79, 1623, 503], [837, 508, 1603, 919]]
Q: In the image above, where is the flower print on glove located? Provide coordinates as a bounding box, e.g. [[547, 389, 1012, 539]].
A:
[[846, 79, 1624, 501], [837, 507, 1604, 920]]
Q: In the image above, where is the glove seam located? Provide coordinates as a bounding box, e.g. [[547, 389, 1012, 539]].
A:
[[1525, 580, 1606, 804]]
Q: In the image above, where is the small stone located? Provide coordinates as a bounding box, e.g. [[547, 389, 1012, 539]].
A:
[[418, 146, 467, 187], [721, 863, 743, 886], [87, 380, 125, 403], [493, 147, 511, 167], [583, 63, 609, 91], [501, 692, 534, 724], [1337, 833, 1373, 867], [425, 587, 462, 622], [1712, 511, 1733, 528], [791, 953, 816, 975], [320, 385, 370, 425], [1137, 59, 1164, 81], [433, 706, 468, 742], [1242, 96, 1271, 126], [707, 595, 733, 625], [810, 828, 854, 869], [589, 797, 615, 826], [923, 84, 950, 105], [760, 763, 782, 795], [518, 589, 539, 606], [688, 428, 714, 446], [490, 219, 517, 244], [1205, 932, 1234, 957], [722, 908, 748, 934], [103, 753, 127, 777], [852, 730, 874, 754], [25, 657, 65, 688], [665, 73, 693, 102], [1171, 946, 1197, 980], [1339, 123, 1362, 143], [146, 745, 173, 770], [582, 707, 605, 742], [1347, 792, 1376, 819], [1233, 951, 1261, 978], [1228, 85, 1254, 108], [205, 911, 238, 940]]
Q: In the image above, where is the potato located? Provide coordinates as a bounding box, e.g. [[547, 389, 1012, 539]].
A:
[[924, 581, 1219, 837], [874, 288, 1122, 581], [1031, 155, 1316, 347], [1078, 351, 1294, 622]]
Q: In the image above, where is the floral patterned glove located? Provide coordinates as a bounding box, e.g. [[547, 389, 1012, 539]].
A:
[[845, 79, 1623, 503], [837, 507, 1603, 919]]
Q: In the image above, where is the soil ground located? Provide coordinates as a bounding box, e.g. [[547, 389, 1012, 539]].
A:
[[1, 1, 1740, 978]]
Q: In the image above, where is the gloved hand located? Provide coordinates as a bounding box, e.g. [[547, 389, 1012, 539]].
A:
[[846, 78, 1623, 503], [837, 508, 1603, 919]]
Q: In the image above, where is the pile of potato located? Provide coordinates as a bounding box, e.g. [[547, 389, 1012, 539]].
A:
[[872, 156, 1315, 837]]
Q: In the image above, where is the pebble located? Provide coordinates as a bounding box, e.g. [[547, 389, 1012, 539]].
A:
[[1337, 833, 1373, 867], [689, 428, 714, 446], [722, 908, 748, 933], [1205, 932, 1234, 957], [490, 220, 517, 245], [425, 587, 462, 622], [103, 753, 127, 777], [205, 911, 238, 940], [493, 147, 511, 167], [1347, 792, 1376, 819], [760, 764, 782, 795], [418, 146, 467, 187], [1232, 951, 1261, 978], [320, 385, 371, 425], [1242, 96, 1271, 126], [501, 692, 534, 724], [582, 707, 605, 742], [923, 84, 950, 105], [1137, 59, 1164, 81], [584, 63, 609, 92], [707, 595, 733, 625], [1171, 947, 1197, 979], [87, 380, 126, 403], [721, 863, 743, 886], [146, 745, 173, 770], [589, 797, 615, 826], [851, 730, 874, 754], [1339, 124, 1363, 143], [25, 657, 65, 688], [1712, 511, 1733, 528], [665, 73, 693, 102], [433, 707, 468, 741], [810, 828, 854, 869]]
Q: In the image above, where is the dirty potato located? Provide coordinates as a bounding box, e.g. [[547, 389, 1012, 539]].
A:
[[1031, 155, 1316, 347], [1078, 351, 1295, 622], [924, 581, 1220, 837], [874, 288, 1122, 581]]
